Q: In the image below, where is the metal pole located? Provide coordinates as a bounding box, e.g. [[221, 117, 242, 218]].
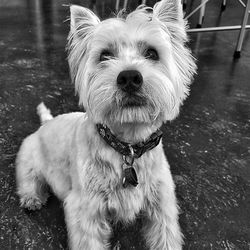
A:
[[123, 0, 128, 10], [116, 0, 120, 12], [221, 0, 227, 11], [234, 0, 250, 58], [185, 0, 210, 20], [187, 25, 250, 33], [197, 0, 206, 28]]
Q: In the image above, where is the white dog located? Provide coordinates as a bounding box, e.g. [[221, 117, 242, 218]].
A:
[[16, 0, 196, 249]]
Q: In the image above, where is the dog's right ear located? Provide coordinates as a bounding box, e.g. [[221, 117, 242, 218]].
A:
[[68, 6, 100, 106], [70, 5, 100, 37]]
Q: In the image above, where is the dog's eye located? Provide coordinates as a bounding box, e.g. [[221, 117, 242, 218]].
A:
[[145, 48, 159, 61], [100, 50, 114, 62]]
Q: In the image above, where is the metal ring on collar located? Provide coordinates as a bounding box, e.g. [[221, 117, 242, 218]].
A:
[[123, 145, 134, 166]]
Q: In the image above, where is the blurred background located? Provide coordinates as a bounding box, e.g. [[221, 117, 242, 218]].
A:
[[0, 0, 249, 249]]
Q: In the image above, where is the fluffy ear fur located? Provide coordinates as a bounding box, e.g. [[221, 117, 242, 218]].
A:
[[153, 0, 196, 104], [70, 5, 100, 36], [153, 0, 186, 42], [68, 5, 100, 103]]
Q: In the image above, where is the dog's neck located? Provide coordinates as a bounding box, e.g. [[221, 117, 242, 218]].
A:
[[107, 122, 160, 144], [96, 123, 163, 159]]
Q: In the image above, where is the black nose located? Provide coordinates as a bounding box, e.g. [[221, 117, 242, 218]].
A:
[[117, 70, 143, 93]]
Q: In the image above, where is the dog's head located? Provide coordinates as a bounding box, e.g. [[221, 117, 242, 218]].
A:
[[68, 0, 196, 127]]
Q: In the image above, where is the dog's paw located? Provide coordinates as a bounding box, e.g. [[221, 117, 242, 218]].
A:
[[20, 195, 45, 210]]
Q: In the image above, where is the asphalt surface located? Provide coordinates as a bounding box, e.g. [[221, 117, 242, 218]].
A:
[[0, 0, 250, 249]]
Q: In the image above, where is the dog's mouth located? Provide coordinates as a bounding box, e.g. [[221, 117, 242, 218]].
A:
[[120, 94, 147, 108]]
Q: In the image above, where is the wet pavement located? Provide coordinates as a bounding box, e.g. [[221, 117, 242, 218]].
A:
[[0, 0, 250, 249]]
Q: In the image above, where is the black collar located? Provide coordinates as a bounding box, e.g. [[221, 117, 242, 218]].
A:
[[96, 123, 163, 158]]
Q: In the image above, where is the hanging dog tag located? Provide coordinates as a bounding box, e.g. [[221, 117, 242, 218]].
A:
[[122, 147, 138, 188], [122, 166, 138, 188]]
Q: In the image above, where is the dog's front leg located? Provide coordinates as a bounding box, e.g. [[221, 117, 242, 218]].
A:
[[64, 190, 111, 250], [143, 170, 183, 250]]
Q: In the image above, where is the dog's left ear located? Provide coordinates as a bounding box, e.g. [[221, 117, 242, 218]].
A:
[[154, 0, 197, 116], [153, 0, 186, 42]]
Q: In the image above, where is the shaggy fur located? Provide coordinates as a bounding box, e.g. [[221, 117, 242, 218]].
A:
[[16, 0, 196, 249]]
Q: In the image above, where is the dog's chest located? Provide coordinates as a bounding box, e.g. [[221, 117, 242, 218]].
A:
[[105, 159, 153, 222], [107, 183, 145, 222], [91, 148, 158, 222]]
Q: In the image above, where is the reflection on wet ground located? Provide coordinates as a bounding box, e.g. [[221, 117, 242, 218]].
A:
[[0, 0, 249, 249]]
